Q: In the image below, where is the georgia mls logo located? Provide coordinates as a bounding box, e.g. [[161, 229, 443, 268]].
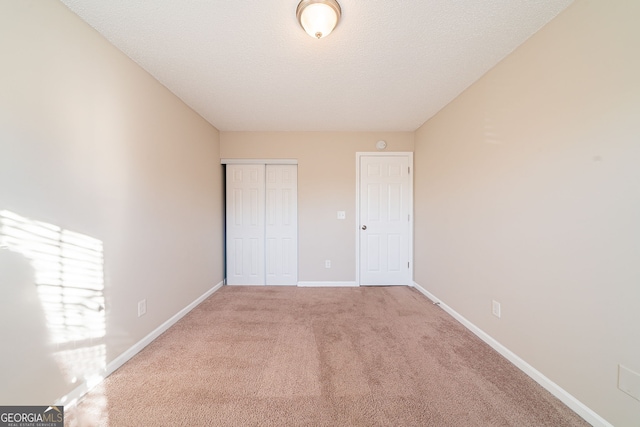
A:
[[0, 406, 64, 427]]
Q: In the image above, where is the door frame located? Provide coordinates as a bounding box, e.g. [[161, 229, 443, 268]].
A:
[[355, 152, 414, 286]]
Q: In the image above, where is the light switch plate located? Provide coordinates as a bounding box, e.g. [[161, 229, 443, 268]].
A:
[[337, 211, 346, 219]]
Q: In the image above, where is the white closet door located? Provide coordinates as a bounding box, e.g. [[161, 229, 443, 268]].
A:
[[225, 163, 298, 286], [265, 165, 298, 285], [226, 164, 265, 285]]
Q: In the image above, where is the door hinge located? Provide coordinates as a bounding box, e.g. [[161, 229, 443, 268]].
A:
[[407, 261, 410, 269], [408, 166, 410, 174]]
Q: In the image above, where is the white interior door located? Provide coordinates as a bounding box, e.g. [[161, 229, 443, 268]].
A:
[[226, 163, 298, 286], [226, 164, 266, 285], [265, 165, 298, 285], [359, 154, 412, 286]]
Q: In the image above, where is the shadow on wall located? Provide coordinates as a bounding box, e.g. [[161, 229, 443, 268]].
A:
[[0, 210, 106, 405]]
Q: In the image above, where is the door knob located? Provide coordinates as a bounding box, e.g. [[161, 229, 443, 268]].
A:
[[361, 225, 367, 230]]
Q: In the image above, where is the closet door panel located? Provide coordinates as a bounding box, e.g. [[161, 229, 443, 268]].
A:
[[226, 164, 266, 285], [265, 165, 298, 285]]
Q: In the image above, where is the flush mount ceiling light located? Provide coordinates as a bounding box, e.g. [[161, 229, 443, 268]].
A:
[[296, 0, 341, 39]]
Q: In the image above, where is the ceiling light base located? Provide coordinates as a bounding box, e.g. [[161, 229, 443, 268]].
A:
[[296, 0, 341, 39]]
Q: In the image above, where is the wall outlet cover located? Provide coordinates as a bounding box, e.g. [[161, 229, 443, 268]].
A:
[[492, 300, 501, 318], [619, 364, 640, 401], [138, 299, 147, 317]]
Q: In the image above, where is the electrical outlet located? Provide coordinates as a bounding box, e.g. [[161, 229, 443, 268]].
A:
[[325, 259, 331, 268], [619, 364, 640, 401], [492, 300, 501, 318], [138, 299, 147, 317]]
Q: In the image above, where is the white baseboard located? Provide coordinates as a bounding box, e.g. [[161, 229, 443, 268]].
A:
[[57, 281, 224, 408], [411, 281, 612, 427], [297, 281, 358, 287]]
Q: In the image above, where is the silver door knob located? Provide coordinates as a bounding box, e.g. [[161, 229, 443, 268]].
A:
[[361, 225, 367, 230]]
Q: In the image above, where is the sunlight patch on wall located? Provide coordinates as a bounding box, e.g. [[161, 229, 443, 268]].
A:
[[0, 209, 105, 344], [0, 210, 108, 406]]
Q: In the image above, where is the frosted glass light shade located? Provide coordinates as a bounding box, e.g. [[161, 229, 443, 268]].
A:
[[296, 0, 341, 39]]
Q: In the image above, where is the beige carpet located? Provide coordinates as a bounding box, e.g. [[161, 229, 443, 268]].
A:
[[67, 286, 588, 426]]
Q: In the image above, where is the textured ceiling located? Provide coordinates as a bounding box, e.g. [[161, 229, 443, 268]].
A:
[[59, 0, 574, 132]]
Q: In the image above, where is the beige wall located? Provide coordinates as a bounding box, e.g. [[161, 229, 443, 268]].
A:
[[414, 1, 640, 425], [0, 1, 224, 404], [221, 132, 414, 282]]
